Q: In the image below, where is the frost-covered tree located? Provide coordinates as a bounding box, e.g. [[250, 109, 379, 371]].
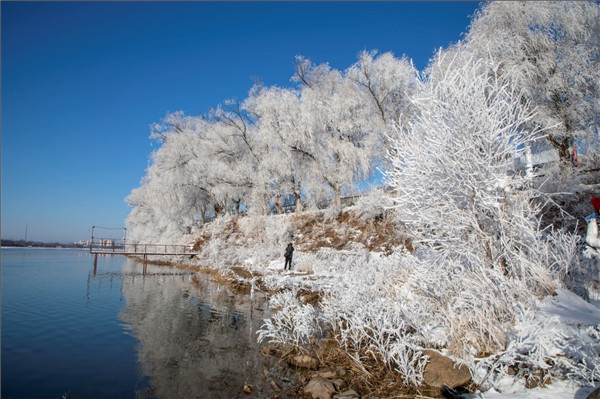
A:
[[387, 50, 569, 297], [245, 85, 314, 213], [294, 56, 378, 212], [465, 1, 600, 164], [126, 112, 213, 243], [379, 48, 585, 366], [346, 50, 418, 163], [206, 101, 263, 215]]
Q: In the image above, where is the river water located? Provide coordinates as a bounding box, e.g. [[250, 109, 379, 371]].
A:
[[1, 248, 281, 399]]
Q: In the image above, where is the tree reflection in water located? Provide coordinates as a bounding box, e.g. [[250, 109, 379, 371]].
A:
[[118, 259, 281, 399]]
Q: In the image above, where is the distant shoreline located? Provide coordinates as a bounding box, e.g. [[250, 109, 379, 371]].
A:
[[1, 239, 88, 249], [1, 246, 88, 250]]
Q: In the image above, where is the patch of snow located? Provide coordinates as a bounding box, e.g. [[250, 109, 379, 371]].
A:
[[539, 288, 600, 326], [464, 377, 598, 399]]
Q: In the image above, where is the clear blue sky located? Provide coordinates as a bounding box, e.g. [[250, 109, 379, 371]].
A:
[[1, 1, 481, 243]]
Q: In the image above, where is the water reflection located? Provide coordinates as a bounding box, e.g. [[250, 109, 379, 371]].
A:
[[115, 259, 277, 398]]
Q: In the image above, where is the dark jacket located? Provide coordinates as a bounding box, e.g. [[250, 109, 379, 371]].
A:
[[284, 244, 294, 259]]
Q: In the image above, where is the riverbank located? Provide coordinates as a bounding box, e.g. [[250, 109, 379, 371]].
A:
[[137, 253, 600, 399], [131, 208, 600, 399], [132, 256, 441, 399]]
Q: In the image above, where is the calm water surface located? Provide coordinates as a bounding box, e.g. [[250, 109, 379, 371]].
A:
[[2, 248, 275, 399]]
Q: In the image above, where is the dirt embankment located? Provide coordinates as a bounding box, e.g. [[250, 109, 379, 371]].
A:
[[140, 209, 413, 299], [291, 210, 413, 255], [192, 209, 412, 255]]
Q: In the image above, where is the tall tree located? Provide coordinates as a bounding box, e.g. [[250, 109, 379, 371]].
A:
[[346, 50, 418, 161], [126, 112, 214, 243], [465, 1, 600, 164], [245, 85, 314, 213], [294, 56, 377, 213], [206, 100, 263, 215]]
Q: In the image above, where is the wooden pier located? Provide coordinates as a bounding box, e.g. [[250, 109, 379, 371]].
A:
[[89, 226, 195, 266], [90, 240, 194, 256], [89, 238, 195, 271]]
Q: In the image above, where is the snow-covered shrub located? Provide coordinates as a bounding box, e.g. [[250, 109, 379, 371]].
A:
[[312, 251, 428, 386], [257, 290, 322, 348], [382, 47, 582, 357], [290, 252, 316, 274], [352, 187, 392, 220], [237, 214, 294, 248], [386, 51, 571, 295], [472, 304, 600, 389], [471, 308, 564, 390], [558, 324, 600, 385]]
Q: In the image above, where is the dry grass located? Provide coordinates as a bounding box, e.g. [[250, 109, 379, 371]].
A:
[[317, 345, 444, 399], [291, 210, 412, 255], [191, 209, 412, 257]]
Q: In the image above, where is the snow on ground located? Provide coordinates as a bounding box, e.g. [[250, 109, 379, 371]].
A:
[[539, 288, 600, 326], [156, 209, 600, 398], [461, 288, 600, 398], [465, 378, 598, 399]]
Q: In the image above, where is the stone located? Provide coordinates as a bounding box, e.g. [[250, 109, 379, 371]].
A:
[[331, 379, 347, 390], [288, 354, 319, 369], [264, 347, 285, 359], [304, 377, 337, 399], [333, 389, 360, 399], [587, 387, 600, 399], [335, 367, 348, 378], [421, 350, 471, 389], [524, 372, 551, 389], [313, 370, 337, 379]]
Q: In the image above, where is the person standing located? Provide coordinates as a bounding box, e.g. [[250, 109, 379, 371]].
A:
[[585, 196, 600, 249], [284, 242, 294, 270]]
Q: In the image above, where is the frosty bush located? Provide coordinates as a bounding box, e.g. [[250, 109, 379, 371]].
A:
[[257, 290, 322, 349], [378, 50, 592, 374], [386, 52, 571, 296], [311, 251, 429, 386], [352, 186, 391, 220]]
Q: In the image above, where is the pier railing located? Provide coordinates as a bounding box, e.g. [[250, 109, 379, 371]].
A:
[[89, 238, 194, 256]]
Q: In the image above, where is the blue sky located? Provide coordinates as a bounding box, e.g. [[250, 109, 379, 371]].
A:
[[1, 1, 481, 243]]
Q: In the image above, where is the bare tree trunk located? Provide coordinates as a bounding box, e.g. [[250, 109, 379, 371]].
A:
[[548, 121, 572, 166], [294, 192, 302, 213], [333, 188, 342, 215], [552, 136, 571, 166]]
